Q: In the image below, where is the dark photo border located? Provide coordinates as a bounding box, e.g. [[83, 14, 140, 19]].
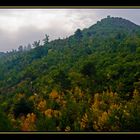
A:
[[0, 0, 140, 139]]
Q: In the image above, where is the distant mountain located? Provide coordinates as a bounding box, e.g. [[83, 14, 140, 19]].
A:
[[0, 16, 140, 131]]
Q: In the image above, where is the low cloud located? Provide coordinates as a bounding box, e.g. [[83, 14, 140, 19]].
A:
[[0, 24, 74, 52]]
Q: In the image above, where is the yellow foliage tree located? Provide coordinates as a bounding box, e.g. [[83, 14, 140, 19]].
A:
[[37, 99, 47, 112], [44, 109, 53, 118], [44, 109, 61, 118], [49, 90, 59, 99], [21, 113, 36, 131], [80, 113, 88, 129], [65, 126, 71, 131]]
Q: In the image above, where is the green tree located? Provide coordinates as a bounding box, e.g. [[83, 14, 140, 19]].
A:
[[0, 109, 14, 131], [32, 40, 40, 48], [43, 34, 49, 45], [13, 97, 34, 118], [74, 29, 83, 41]]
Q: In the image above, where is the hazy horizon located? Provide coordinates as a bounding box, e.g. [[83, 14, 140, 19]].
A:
[[0, 9, 140, 52]]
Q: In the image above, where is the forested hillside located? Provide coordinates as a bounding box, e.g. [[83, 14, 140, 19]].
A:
[[0, 16, 140, 131]]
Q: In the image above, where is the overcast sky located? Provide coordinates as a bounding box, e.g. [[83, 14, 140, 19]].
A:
[[0, 9, 140, 52]]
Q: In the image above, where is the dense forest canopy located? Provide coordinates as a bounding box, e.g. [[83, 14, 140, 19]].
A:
[[0, 16, 140, 131]]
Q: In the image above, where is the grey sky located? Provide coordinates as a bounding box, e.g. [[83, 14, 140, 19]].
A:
[[0, 9, 140, 52]]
